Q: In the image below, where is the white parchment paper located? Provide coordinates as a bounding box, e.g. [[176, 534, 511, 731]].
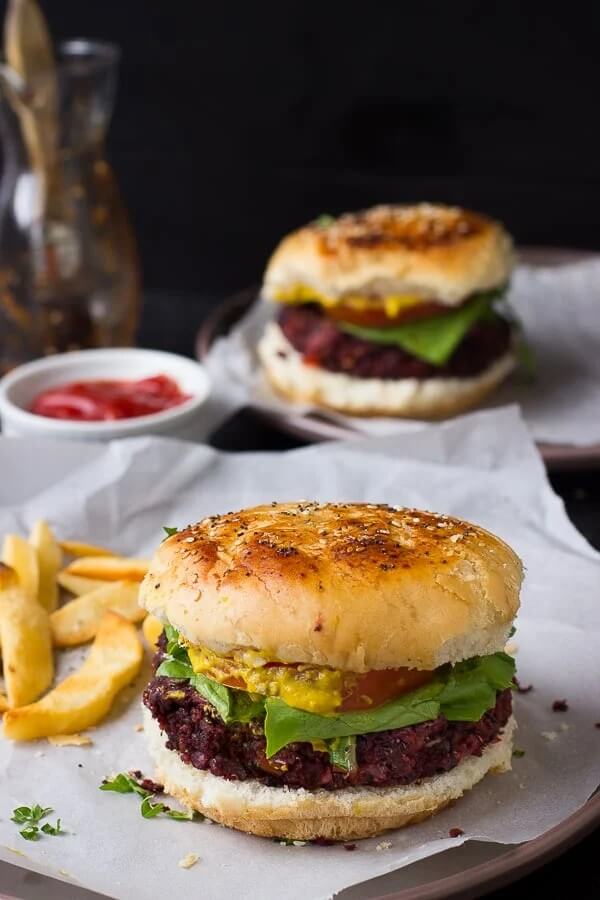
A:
[[203, 260, 600, 446], [0, 406, 599, 900]]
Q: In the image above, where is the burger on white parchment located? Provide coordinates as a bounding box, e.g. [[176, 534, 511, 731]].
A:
[[141, 502, 522, 841]]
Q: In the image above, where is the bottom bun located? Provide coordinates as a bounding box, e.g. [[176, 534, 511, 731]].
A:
[[258, 322, 515, 419], [144, 707, 515, 841]]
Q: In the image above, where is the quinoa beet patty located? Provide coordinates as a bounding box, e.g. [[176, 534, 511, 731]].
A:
[[278, 304, 512, 380], [143, 675, 512, 791]]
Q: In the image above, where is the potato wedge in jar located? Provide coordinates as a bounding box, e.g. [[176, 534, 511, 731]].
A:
[[2, 534, 39, 602], [63, 556, 149, 582], [51, 581, 144, 647], [30, 520, 62, 612], [60, 540, 117, 559], [0, 564, 53, 708], [3, 611, 143, 740]]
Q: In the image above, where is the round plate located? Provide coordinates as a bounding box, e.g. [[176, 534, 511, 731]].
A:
[[196, 248, 600, 470]]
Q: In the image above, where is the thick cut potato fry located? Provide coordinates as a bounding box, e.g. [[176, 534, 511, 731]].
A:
[[64, 556, 149, 582], [57, 572, 110, 596], [60, 540, 117, 559], [142, 614, 164, 651], [51, 581, 144, 646], [2, 534, 39, 601], [3, 611, 143, 740], [30, 520, 62, 612], [0, 564, 53, 708]]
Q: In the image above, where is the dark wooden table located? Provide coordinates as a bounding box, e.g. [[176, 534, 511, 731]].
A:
[[140, 291, 600, 899]]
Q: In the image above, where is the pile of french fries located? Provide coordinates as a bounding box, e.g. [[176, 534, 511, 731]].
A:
[[0, 522, 158, 741]]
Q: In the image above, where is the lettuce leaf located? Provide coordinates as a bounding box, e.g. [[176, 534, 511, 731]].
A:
[[263, 653, 515, 756], [339, 290, 503, 366], [155, 628, 515, 759]]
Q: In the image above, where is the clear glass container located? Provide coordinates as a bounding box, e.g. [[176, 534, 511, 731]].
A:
[[0, 40, 140, 373]]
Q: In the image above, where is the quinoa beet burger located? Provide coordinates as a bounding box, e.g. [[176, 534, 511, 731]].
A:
[[140, 502, 522, 841], [258, 204, 517, 418]]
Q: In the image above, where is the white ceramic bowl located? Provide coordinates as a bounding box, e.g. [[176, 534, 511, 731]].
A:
[[0, 348, 211, 442]]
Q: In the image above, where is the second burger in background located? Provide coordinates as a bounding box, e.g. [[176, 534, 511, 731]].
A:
[[258, 204, 517, 418]]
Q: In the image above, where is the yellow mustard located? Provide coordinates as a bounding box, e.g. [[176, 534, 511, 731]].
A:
[[187, 644, 343, 714], [273, 284, 423, 318]]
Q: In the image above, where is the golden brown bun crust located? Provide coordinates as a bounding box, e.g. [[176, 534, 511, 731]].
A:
[[140, 503, 522, 671], [263, 204, 514, 306], [145, 709, 514, 841], [258, 320, 516, 419]]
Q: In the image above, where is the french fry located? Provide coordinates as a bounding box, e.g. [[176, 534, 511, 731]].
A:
[[0, 564, 53, 708], [64, 556, 149, 582], [142, 614, 164, 651], [57, 572, 111, 596], [60, 540, 117, 559], [2, 534, 39, 601], [51, 581, 144, 647], [3, 611, 143, 741], [30, 520, 62, 612], [0, 694, 7, 713]]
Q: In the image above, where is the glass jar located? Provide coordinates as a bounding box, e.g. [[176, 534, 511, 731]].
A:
[[0, 40, 140, 373]]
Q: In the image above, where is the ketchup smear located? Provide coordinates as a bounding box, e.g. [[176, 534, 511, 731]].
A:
[[30, 374, 191, 422]]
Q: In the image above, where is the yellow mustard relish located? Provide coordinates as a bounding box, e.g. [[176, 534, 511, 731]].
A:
[[186, 644, 343, 715], [273, 284, 424, 318]]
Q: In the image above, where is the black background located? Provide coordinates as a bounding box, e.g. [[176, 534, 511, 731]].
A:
[[4, 1, 600, 296]]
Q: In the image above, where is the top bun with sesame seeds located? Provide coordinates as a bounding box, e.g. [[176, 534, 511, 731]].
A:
[[262, 204, 515, 307], [140, 502, 522, 671]]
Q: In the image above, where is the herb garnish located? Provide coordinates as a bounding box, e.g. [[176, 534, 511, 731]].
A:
[[11, 805, 62, 841], [100, 771, 200, 821], [163, 526, 178, 538]]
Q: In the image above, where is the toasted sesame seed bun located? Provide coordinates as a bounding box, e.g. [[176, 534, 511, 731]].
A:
[[262, 204, 515, 308], [258, 320, 516, 419], [139, 502, 522, 672], [144, 708, 515, 840]]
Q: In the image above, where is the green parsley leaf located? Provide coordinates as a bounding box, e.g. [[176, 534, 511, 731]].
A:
[[140, 796, 165, 818], [339, 290, 504, 366], [166, 808, 198, 821], [11, 807, 35, 824], [163, 526, 178, 538], [99, 773, 151, 798], [513, 748, 526, 758], [41, 819, 62, 836], [327, 735, 357, 771], [314, 213, 335, 228], [19, 825, 40, 841]]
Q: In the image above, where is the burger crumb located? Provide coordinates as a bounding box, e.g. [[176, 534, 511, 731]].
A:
[[312, 837, 335, 846], [376, 841, 392, 851], [178, 853, 199, 869], [344, 843, 357, 851], [449, 828, 464, 838], [595, 723, 600, 729], [559, 723, 570, 732], [134, 723, 144, 732], [514, 679, 533, 694], [552, 699, 568, 712], [541, 731, 558, 741]]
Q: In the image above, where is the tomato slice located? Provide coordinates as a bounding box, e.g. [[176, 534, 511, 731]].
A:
[[340, 668, 433, 711], [326, 301, 448, 329]]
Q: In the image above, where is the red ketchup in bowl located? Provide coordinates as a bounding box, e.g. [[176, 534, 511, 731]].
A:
[[30, 374, 191, 422]]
